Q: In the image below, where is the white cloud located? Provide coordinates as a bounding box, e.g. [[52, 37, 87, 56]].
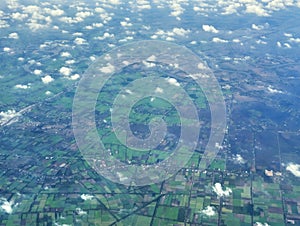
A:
[[65, 59, 76, 65], [76, 11, 93, 19], [15, 84, 31, 89], [155, 87, 164, 93], [245, 4, 269, 16], [286, 163, 300, 177], [33, 69, 42, 75], [95, 7, 105, 13], [80, 194, 93, 201], [74, 37, 87, 45], [60, 16, 83, 24], [59, 67, 72, 76], [202, 25, 219, 33], [143, 61, 156, 68], [11, 12, 29, 21], [60, 52, 71, 57], [134, 0, 151, 10], [0, 198, 14, 214], [95, 32, 115, 40], [76, 208, 87, 215], [284, 33, 293, 37], [197, 62, 207, 70], [232, 154, 246, 164], [172, 27, 190, 36], [166, 77, 180, 87], [201, 206, 216, 217], [3, 47, 11, 52], [284, 43, 292, 48], [99, 63, 115, 74], [8, 32, 19, 39], [256, 39, 267, 45], [147, 55, 156, 61], [267, 86, 284, 94], [41, 75, 54, 84], [212, 37, 228, 43], [252, 24, 264, 30], [212, 183, 232, 197], [0, 110, 21, 126], [67, 74, 80, 80], [44, 8, 64, 16], [289, 37, 300, 43], [92, 22, 103, 28], [120, 21, 132, 27], [222, 3, 241, 15], [277, 41, 282, 47], [166, 37, 175, 41]]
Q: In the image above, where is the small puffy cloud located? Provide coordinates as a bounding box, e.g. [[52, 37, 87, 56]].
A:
[[212, 37, 228, 43], [136, 0, 151, 9], [147, 55, 156, 61], [43, 8, 64, 16], [59, 67, 72, 76], [245, 4, 269, 16], [99, 63, 115, 74], [284, 43, 292, 48], [286, 163, 300, 177], [67, 74, 80, 80], [95, 32, 114, 40], [277, 41, 282, 47], [76, 208, 87, 215], [201, 206, 216, 217], [142, 60, 156, 68], [252, 24, 264, 30], [11, 12, 29, 21], [8, 32, 19, 39], [3, 47, 11, 52], [41, 75, 54, 84], [120, 21, 132, 27], [155, 87, 164, 93], [197, 62, 207, 70], [90, 23, 103, 28], [60, 16, 83, 24], [172, 27, 190, 36], [232, 154, 246, 164], [166, 37, 175, 41], [212, 183, 232, 197], [0, 198, 14, 214], [80, 194, 93, 201], [0, 110, 21, 126], [60, 52, 71, 57], [284, 33, 293, 37], [202, 25, 219, 33], [33, 69, 42, 75], [15, 84, 31, 89], [76, 11, 93, 19], [267, 86, 283, 94], [289, 37, 300, 43], [256, 39, 267, 45], [90, 56, 96, 61], [166, 77, 180, 87], [95, 7, 105, 13], [65, 59, 76, 65], [74, 37, 87, 45]]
